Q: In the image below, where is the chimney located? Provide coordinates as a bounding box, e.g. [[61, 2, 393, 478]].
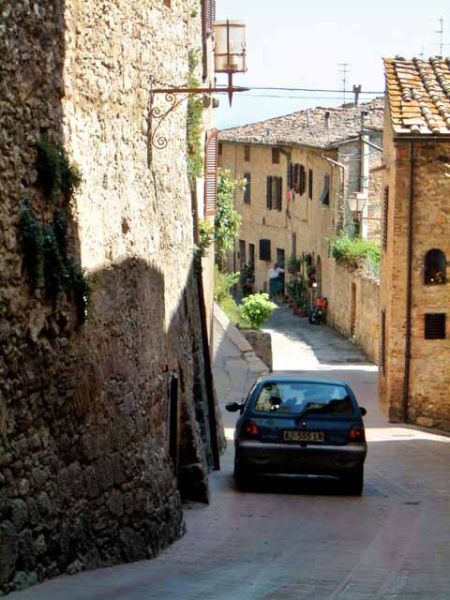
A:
[[324, 111, 330, 129]]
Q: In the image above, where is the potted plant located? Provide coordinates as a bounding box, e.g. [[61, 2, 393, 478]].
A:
[[287, 275, 308, 317]]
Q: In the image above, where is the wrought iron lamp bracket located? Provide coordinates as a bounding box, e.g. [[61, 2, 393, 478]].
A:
[[147, 76, 248, 165]]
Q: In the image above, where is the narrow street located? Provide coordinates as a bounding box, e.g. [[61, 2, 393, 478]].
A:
[[9, 306, 450, 600]]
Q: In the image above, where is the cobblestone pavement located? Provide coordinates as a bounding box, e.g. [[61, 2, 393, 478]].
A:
[[9, 305, 450, 599]]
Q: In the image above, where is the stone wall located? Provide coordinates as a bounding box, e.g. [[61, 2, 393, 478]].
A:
[[0, 0, 218, 593], [380, 112, 450, 428], [327, 265, 380, 363]]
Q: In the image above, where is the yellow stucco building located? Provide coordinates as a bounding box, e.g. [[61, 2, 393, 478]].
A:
[[219, 99, 384, 361]]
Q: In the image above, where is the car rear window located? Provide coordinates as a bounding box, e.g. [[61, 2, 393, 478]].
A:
[[253, 382, 354, 416]]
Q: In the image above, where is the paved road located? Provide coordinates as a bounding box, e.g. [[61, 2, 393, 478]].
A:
[[9, 305, 450, 599]]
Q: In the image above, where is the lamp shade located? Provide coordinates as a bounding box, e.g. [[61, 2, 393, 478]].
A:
[[347, 192, 367, 212], [214, 20, 247, 74]]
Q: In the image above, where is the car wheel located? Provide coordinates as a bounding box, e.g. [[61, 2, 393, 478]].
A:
[[343, 466, 364, 496]]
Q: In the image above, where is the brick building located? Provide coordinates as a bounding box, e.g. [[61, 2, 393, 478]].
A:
[[379, 57, 450, 429], [0, 0, 224, 593], [219, 99, 384, 361]]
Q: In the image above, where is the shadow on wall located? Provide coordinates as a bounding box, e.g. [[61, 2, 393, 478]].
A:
[[0, 2, 217, 593]]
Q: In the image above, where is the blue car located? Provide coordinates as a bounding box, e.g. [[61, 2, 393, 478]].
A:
[[226, 376, 367, 495]]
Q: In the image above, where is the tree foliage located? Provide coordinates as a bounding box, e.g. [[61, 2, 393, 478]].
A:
[[214, 168, 244, 271]]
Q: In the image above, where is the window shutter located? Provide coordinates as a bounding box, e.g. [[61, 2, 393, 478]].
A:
[[308, 169, 313, 200], [259, 239, 271, 261], [266, 176, 273, 209], [300, 166, 306, 195], [204, 130, 218, 216], [287, 163, 292, 189], [202, 0, 215, 34], [294, 164, 299, 191], [276, 177, 282, 210]]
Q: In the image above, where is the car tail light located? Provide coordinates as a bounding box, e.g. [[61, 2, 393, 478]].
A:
[[242, 420, 260, 439], [348, 427, 365, 442]]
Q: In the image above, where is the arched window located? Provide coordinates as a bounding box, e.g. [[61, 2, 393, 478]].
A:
[[424, 249, 446, 285]]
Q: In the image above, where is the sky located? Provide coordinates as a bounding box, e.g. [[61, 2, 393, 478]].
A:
[[215, 0, 450, 129]]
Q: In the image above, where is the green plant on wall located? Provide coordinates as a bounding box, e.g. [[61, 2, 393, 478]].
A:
[[37, 136, 82, 202], [215, 168, 244, 271], [330, 236, 380, 275], [186, 50, 204, 180], [194, 219, 214, 260], [18, 138, 90, 325], [19, 201, 44, 288]]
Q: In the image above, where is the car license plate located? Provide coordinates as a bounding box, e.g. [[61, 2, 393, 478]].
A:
[[283, 430, 324, 443]]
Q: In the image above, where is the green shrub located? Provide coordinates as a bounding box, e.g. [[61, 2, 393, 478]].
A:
[[239, 293, 277, 329], [330, 236, 380, 273], [214, 266, 239, 304]]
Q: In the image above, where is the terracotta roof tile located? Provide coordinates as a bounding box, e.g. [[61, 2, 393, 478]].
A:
[[384, 57, 450, 136], [219, 98, 384, 148]]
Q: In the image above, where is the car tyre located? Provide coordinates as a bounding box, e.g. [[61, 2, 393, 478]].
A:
[[343, 466, 364, 496]]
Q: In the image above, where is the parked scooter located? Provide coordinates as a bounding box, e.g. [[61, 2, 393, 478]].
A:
[[308, 296, 327, 325]]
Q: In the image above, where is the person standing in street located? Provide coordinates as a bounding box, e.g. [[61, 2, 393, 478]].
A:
[[268, 262, 284, 299]]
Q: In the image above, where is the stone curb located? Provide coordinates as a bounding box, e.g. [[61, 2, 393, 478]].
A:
[[213, 304, 270, 374]]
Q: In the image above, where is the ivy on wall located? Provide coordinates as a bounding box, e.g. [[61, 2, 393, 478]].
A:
[[186, 50, 204, 180], [19, 138, 90, 324]]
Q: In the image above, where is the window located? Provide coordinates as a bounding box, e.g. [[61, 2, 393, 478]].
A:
[[266, 176, 282, 211], [272, 148, 280, 164], [424, 249, 446, 285], [244, 145, 250, 162], [239, 240, 246, 270], [382, 186, 389, 251], [218, 142, 223, 156], [249, 243, 255, 269], [259, 239, 271, 261], [380, 309, 386, 374], [319, 174, 330, 205], [204, 130, 218, 216], [287, 163, 305, 194], [243, 173, 251, 204], [308, 169, 313, 200], [424, 313, 446, 339]]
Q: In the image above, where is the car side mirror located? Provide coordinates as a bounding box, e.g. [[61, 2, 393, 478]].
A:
[[225, 401, 243, 413], [360, 407, 367, 417]]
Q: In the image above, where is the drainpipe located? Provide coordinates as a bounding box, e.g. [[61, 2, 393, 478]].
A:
[[360, 132, 370, 239], [402, 141, 414, 423], [321, 153, 346, 235]]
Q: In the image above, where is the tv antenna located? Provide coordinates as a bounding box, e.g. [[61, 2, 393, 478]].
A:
[[338, 63, 351, 104], [436, 16, 444, 56]]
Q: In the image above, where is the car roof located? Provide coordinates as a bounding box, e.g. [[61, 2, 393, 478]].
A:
[[256, 376, 350, 387]]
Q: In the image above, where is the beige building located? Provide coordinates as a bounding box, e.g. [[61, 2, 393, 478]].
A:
[[219, 99, 384, 360], [380, 57, 450, 430]]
